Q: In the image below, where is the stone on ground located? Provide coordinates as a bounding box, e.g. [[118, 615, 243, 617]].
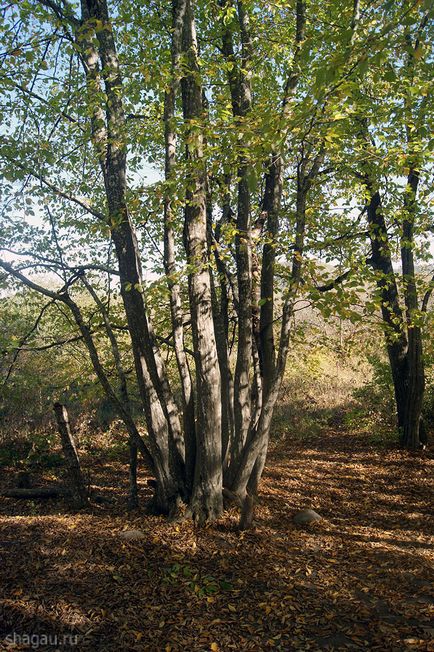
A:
[[119, 529, 145, 541], [293, 509, 322, 525]]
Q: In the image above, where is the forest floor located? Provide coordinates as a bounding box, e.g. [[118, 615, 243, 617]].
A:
[[0, 415, 433, 651]]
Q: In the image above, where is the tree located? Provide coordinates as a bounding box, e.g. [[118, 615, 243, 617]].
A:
[[338, 4, 433, 449], [0, 0, 432, 523]]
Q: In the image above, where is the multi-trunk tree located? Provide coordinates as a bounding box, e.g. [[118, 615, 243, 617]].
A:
[[0, 0, 432, 522]]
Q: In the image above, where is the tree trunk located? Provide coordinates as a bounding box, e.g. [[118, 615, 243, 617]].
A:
[[128, 438, 139, 510], [400, 167, 425, 449], [259, 158, 281, 389], [213, 183, 235, 474], [209, 223, 234, 473], [401, 327, 425, 448], [364, 172, 425, 449], [164, 1, 196, 491], [220, 2, 254, 482], [259, 0, 306, 391], [80, 0, 186, 502], [178, 0, 223, 523], [53, 403, 88, 508], [239, 494, 254, 530]]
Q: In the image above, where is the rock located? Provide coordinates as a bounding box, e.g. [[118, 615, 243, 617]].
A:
[[119, 529, 145, 541], [293, 508, 322, 525]]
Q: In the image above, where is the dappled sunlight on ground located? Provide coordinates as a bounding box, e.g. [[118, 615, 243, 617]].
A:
[[0, 427, 433, 651]]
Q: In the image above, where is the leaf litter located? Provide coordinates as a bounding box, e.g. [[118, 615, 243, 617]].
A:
[[0, 426, 432, 651]]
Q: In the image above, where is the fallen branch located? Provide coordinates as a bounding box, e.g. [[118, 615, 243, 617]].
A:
[[1, 487, 70, 499]]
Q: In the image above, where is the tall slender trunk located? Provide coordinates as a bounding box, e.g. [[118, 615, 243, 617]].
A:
[[128, 440, 138, 510], [398, 21, 429, 449], [259, 157, 282, 390], [364, 176, 425, 449], [219, 0, 253, 481], [178, 0, 223, 523], [80, 0, 186, 502], [164, 0, 195, 491], [358, 10, 427, 450], [364, 182, 408, 424], [231, 166, 253, 468], [232, 159, 318, 496], [259, 0, 306, 393], [364, 162, 425, 449], [400, 168, 425, 448], [213, 184, 236, 473]]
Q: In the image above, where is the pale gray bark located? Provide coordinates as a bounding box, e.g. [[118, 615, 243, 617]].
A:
[[220, 0, 253, 482], [79, 0, 186, 503], [164, 0, 196, 491], [231, 150, 324, 497], [178, 0, 223, 523]]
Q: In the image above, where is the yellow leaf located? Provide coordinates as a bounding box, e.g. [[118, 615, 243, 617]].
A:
[[210, 643, 219, 651], [228, 604, 236, 612]]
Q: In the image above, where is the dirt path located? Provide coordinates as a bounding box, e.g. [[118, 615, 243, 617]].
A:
[[0, 430, 432, 651]]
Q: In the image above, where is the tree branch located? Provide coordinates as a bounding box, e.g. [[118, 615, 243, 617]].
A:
[[1, 299, 55, 384], [0, 76, 84, 129], [8, 334, 85, 354], [316, 268, 352, 292], [0, 248, 119, 276], [10, 160, 106, 221], [0, 259, 64, 300], [422, 273, 434, 313], [37, 0, 80, 28]]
